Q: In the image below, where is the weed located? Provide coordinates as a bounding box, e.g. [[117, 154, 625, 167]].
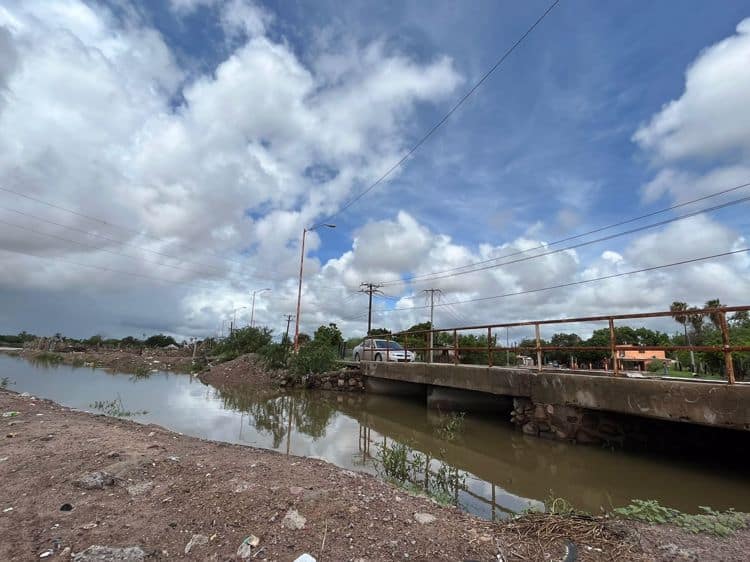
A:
[[0, 377, 13, 388], [613, 499, 747, 537], [130, 365, 151, 379], [90, 395, 147, 417], [375, 440, 466, 506], [70, 357, 86, 368], [435, 412, 465, 441]]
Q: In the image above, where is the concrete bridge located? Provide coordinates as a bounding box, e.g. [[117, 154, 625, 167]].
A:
[[360, 361, 750, 446]]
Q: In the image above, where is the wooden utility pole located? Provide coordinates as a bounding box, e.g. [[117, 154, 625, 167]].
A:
[[423, 289, 441, 363], [283, 314, 294, 346], [359, 283, 383, 335]]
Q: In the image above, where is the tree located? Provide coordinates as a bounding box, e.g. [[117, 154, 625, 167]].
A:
[[313, 324, 343, 349], [688, 307, 705, 336], [369, 328, 391, 336], [671, 301, 696, 372], [144, 334, 178, 348], [730, 310, 750, 328], [705, 298, 724, 330]]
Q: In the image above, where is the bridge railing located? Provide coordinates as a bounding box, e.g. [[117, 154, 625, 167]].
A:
[[378, 305, 750, 384]]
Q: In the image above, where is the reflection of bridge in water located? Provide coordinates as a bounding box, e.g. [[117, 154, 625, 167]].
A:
[[330, 393, 750, 515]]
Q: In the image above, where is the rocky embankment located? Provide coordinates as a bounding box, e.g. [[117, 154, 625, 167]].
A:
[[198, 353, 365, 393]]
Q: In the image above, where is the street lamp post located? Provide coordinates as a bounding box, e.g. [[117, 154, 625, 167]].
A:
[[294, 224, 336, 352], [250, 288, 271, 328]]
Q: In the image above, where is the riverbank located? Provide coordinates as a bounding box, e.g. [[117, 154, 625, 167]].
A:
[[1, 389, 748, 561], [6, 349, 197, 375], [197, 353, 278, 390]]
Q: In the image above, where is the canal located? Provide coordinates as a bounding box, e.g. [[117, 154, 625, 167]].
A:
[[2, 353, 749, 520]]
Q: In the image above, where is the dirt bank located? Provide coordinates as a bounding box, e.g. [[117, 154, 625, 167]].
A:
[[13, 349, 197, 375], [2, 389, 747, 561], [197, 353, 275, 389]]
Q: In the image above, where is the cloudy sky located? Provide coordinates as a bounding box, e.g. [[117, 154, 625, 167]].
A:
[[1, 0, 749, 341]]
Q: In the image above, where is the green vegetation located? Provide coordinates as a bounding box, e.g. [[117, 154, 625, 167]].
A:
[[0, 331, 35, 348], [32, 352, 64, 365], [375, 439, 466, 506], [0, 377, 13, 388], [613, 499, 747, 537], [435, 411, 466, 441], [90, 396, 147, 417], [212, 326, 274, 362]]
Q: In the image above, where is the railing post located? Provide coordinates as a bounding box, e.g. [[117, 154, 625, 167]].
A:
[[487, 327, 493, 368], [403, 336, 408, 363], [453, 329, 459, 365], [719, 310, 736, 384], [609, 318, 619, 376], [535, 323, 542, 373], [386, 333, 391, 362]]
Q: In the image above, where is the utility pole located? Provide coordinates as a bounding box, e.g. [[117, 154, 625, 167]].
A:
[[423, 289, 441, 363], [359, 283, 383, 335], [283, 314, 294, 346]]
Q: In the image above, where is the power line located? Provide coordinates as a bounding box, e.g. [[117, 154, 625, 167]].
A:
[[0, 217, 225, 277], [0, 245, 216, 291], [0, 204, 229, 275], [370, 247, 750, 314], [381, 179, 750, 285], [0, 185, 246, 265], [310, 0, 562, 228], [380, 191, 750, 287]]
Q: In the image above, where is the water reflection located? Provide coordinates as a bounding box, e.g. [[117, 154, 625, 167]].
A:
[[3, 353, 750, 521]]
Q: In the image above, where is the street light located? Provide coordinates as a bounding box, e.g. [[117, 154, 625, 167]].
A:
[[231, 306, 247, 335], [250, 288, 272, 327], [294, 224, 336, 352]]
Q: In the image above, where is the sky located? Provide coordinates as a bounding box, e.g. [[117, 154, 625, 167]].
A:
[[1, 0, 749, 341]]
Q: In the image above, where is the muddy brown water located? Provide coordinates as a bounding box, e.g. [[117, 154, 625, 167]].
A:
[[2, 353, 749, 520]]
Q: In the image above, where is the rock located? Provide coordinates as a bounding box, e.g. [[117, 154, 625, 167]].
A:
[[39, 549, 54, 558], [237, 535, 260, 559], [546, 404, 554, 415], [185, 534, 209, 554], [74, 471, 114, 490], [533, 405, 546, 420], [289, 486, 304, 495], [348, 378, 357, 386], [125, 482, 153, 496], [282, 509, 306, 530], [293, 555, 317, 562], [72, 546, 145, 562], [658, 543, 698, 561], [414, 512, 436, 525], [521, 422, 537, 435], [322, 382, 332, 390]]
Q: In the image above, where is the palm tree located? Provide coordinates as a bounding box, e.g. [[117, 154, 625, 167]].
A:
[[670, 301, 695, 373], [705, 298, 724, 330]]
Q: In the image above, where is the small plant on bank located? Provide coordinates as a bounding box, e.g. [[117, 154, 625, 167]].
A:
[[436, 412, 466, 441], [0, 377, 13, 388], [259, 342, 289, 370], [130, 365, 151, 379], [90, 395, 147, 417], [613, 499, 747, 537], [289, 341, 337, 377], [375, 440, 466, 507]]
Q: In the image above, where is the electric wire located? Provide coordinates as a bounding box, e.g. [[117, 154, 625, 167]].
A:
[[379, 191, 750, 287], [309, 0, 562, 228], [0, 185, 245, 265], [369, 247, 750, 314], [379, 180, 750, 286]]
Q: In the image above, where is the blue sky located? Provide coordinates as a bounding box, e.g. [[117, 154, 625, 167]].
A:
[[1, 1, 749, 338], [137, 0, 749, 259]]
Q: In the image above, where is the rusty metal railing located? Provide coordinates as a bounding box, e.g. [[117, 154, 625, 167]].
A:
[[369, 306, 750, 384]]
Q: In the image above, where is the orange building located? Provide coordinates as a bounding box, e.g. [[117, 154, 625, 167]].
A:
[[615, 345, 671, 371]]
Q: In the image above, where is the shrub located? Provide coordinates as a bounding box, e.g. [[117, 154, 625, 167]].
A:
[[259, 342, 289, 370], [213, 327, 274, 362], [647, 360, 665, 373], [289, 341, 337, 376]]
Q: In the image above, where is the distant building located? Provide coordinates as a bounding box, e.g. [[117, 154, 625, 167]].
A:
[[615, 345, 672, 371], [516, 355, 534, 367]]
